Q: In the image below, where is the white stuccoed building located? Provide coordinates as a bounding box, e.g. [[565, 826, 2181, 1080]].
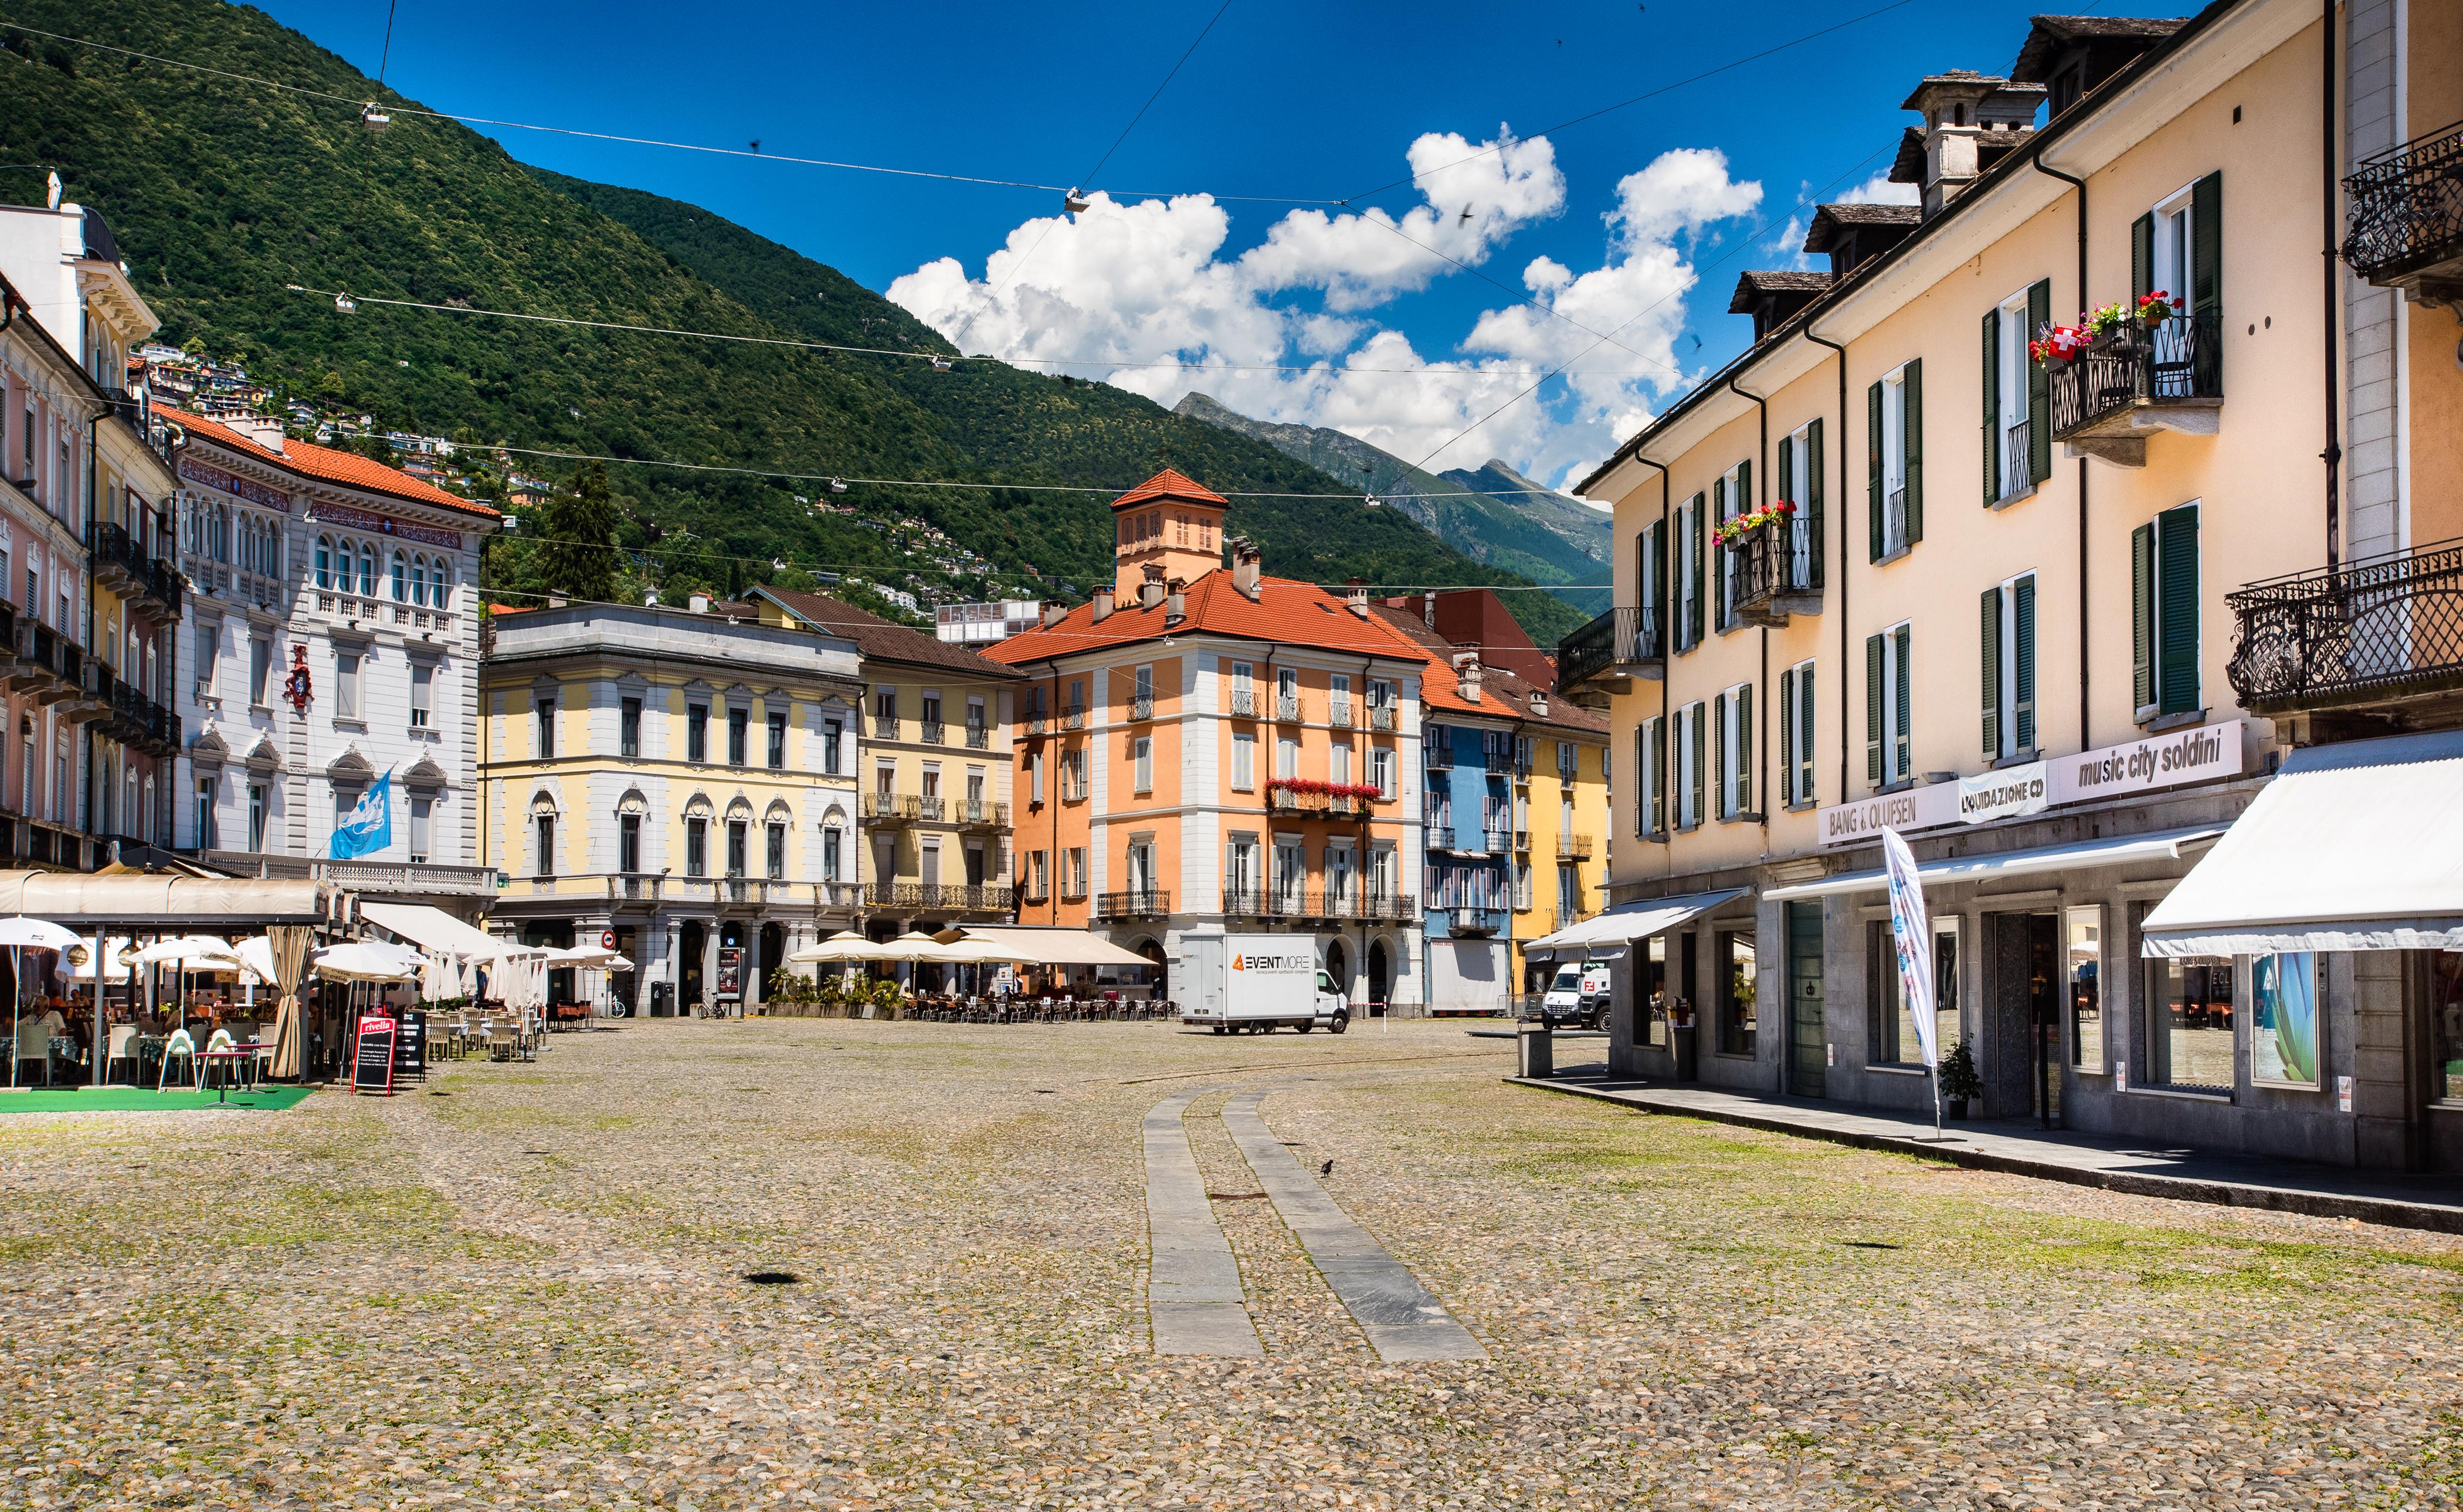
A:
[[162, 406, 503, 915]]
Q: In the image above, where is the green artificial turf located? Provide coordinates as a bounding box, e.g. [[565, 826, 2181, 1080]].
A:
[[0, 1085, 318, 1115]]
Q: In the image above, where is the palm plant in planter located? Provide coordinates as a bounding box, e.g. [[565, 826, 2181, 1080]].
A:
[[1938, 1041, 1983, 1119]]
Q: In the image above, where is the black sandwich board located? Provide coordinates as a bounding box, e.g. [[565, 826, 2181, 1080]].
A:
[[352, 1014, 397, 1095]]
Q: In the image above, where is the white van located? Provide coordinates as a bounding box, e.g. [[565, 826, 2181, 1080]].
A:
[[1533, 962, 1610, 1029], [1176, 933, 1351, 1035]]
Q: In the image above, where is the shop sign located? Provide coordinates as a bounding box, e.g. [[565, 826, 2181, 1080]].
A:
[[352, 1015, 397, 1095], [715, 946, 744, 1000], [1819, 719, 2246, 849], [1959, 763, 2049, 825]]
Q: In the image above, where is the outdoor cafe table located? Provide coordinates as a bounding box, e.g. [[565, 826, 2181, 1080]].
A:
[[194, 1049, 256, 1102]]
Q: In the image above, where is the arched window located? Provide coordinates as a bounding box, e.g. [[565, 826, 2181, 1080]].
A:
[[391, 550, 407, 602], [431, 556, 452, 610], [411, 555, 428, 607], [314, 536, 332, 590], [359, 545, 376, 597]]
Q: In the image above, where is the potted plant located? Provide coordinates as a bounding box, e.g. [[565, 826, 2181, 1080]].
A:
[[1938, 1041, 1983, 1119], [2135, 289, 2181, 328], [1712, 499, 1797, 548], [2030, 321, 2089, 368]]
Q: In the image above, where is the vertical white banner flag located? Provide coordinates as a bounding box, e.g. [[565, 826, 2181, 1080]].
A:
[[1881, 825, 1938, 1069]]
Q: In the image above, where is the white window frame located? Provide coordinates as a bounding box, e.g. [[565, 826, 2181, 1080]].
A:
[[1881, 620, 1914, 787], [1996, 293, 2033, 503], [1133, 735, 1153, 794], [1675, 494, 1699, 648], [1230, 730, 1256, 790], [1637, 715, 1663, 835], [1676, 705, 1699, 829], [1719, 681, 1749, 820], [1785, 657, 1816, 807], [1881, 366, 1910, 555], [1370, 746, 1395, 797], [1994, 571, 2037, 761], [2152, 179, 2198, 309], [409, 661, 433, 729]]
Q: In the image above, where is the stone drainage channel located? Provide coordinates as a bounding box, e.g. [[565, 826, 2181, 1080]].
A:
[[1142, 1086, 1486, 1363]]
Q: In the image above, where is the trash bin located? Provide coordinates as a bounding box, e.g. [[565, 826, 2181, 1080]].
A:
[[1517, 1020, 1554, 1079], [649, 981, 673, 1018]]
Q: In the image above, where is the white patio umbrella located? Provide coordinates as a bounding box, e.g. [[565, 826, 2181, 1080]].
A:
[[309, 941, 426, 984], [0, 916, 79, 1089], [128, 936, 250, 1041], [786, 935, 897, 963]]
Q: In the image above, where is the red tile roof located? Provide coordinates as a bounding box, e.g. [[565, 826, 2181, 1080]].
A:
[[758, 587, 1026, 679], [158, 406, 501, 519], [1108, 467, 1226, 512]]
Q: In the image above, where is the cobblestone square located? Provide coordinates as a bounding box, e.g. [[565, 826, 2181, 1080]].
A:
[[4, 1019, 2459, 1509]]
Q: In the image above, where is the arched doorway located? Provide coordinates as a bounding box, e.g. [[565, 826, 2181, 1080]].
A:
[[1323, 938, 1348, 998], [1368, 938, 1391, 1013], [758, 922, 786, 1008], [1133, 937, 1166, 1003], [679, 920, 705, 1016]]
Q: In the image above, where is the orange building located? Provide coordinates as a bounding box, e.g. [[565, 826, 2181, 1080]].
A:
[[988, 470, 1495, 1012]]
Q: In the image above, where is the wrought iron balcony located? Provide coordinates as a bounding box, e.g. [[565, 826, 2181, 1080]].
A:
[[876, 882, 1016, 913], [918, 719, 946, 745], [1369, 704, 1396, 731], [1328, 698, 1353, 728], [1275, 695, 1301, 722], [1426, 824, 1458, 851], [1094, 888, 1170, 920], [1425, 743, 1454, 770], [955, 798, 1010, 830], [1229, 688, 1260, 717], [1061, 704, 1086, 730], [1351, 892, 1416, 922], [871, 714, 898, 740], [1556, 606, 1664, 696], [1560, 832, 1594, 859], [94, 522, 179, 616], [861, 791, 923, 824], [1725, 514, 1825, 626], [1440, 906, 1508, 937], [2226, 536, 2463, 713], [1480, 827, 1512, 854], [965, 722, 990, 749], [2343, 119, 2463, 305], [2048, 313, 2223, 466], [1129, 694, 1154, 722]]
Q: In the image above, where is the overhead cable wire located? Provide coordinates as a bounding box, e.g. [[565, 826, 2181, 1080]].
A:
[[273, 282, 1675, 379]]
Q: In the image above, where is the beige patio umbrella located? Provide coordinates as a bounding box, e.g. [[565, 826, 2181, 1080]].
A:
[[264, 926, 315, 1081]]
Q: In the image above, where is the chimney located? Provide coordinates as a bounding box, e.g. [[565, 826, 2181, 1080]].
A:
[[1454, 651, 1482, 703], [643, 590, 661, 607], [1040, 598, 1068, 628], [224, 412, 286, 454], [1165, 577, 1188, 627], [1230, 537, 1262, 600], [1529, 691, 1549, 718], [547, 593, 569, 609], [688, 592, 713, 614], [1139, 562, 1166, 611], [1093, 585, 1115, 623], [1902, 73, 2045, 219], [1346, 585, 1369, 619], [1422, 592, 1437, 628]]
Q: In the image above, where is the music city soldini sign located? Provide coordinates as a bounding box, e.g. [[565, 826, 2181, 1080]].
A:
[[1816, 719, 2244, 849]]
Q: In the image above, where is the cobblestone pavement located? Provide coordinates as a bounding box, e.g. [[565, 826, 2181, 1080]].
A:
[[3, 1017, 2460, 1510]]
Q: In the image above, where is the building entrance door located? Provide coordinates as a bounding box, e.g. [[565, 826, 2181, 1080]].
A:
[[1786, 901, 1825, 1099], [1988, 912, 2061, 1123], [1368, 940, 1390, 1010]]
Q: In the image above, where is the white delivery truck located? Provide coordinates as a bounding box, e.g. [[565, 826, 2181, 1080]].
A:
[[1176, 932, 1350, 1035]]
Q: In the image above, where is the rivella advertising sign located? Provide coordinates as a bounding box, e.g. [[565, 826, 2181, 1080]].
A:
[[1817, 719, 2244, 849]]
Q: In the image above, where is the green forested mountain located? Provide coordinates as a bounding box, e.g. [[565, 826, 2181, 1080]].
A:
[[0, 0, 1582, 644]]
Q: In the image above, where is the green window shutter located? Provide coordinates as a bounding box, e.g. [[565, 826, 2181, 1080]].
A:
[[2191, 171, 2222, 390], [1633, 728, 1646, 837], [1738, 683, 1753, 814], [1797, 663, 1816, 804], [1688, 705, 1705, 824], [2131, 522, 2156, 713], [1776, 436, 1793, 505], [2157, 505, 2200, 714], [1653, 717, 1667, 832], [1712, 691, 1726, 817], [2132, 212, 2155, 304], [2026, 280, 2052, 483], [1867, 380, 1885, 561], [1981, 307, 2000, 506], [1738, 458, 1752, 513], [1806, 416, 1825, 525], [1980, 586, 2002, 758], [1902, 359, 1923, 545], [2014, 574, 2037, 750], [1689, 495, 1705, 647], [1893, 624, 1913, 781], [1778, 668, 1795, 807], [1712, 477, 1729, 626], [1865, 633, 1884, 785]]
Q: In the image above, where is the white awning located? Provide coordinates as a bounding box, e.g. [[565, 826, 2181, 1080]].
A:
[[359, 901, 539, 961], [1763, 826, 2225, 902], [1523, 889, 1748, 963], [0, 871, 342, 927], [948, 927, 1155, 967], [2142, 730, 2463, 957]]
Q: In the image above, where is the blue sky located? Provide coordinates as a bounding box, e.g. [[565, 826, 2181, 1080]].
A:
[[262, 0, 2190, 488]]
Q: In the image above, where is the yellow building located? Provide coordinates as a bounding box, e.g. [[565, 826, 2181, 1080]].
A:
[[752, 589, 1023, 940], [479, 598, 865, 1014], [1560, 0, 2463, 1171]]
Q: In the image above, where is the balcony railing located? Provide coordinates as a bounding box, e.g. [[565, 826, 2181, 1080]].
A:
[[1999, 420, 2034, 502], [874, 882, 1016, 913], [1512, 828, 1532, 852], [918, 719, 946, 745], [1222, 888, 1416, 921], [1426, 824, 1458, 851], [1129, 694, 1154, 722], [1440, 906, 1508, 937], [1275, 695, 1301, 722], [1480, 828, 1512, 854], [872, 715, 898, 740], [1265, 786, 1370, 818], [955, 798, 1011, 828], [198, 850, 496, 896], [965, 723, 990, 749], [1094, 888, 1170, 920], [1552, 905, 1588, 933], [1426, 744, 1453, 770], [1369, 704, 1396, 731], [1027, 712, 1048, 735], [2225, 536, 2463, 712], [1229, 688, 1260, 718], [1328, 698, 1353, 728], [1560, 832, 1594, 859], [1061, 704, 1086, 730], [2048, 313, 2223, 464], [2343, 119, 2463, 297], [862, 791, 923, 823], [1726, 514, 1825, 624], [1556, 605, 1664, 694]]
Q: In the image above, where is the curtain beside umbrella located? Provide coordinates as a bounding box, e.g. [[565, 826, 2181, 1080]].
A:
[[266, 925, 314, 1082]]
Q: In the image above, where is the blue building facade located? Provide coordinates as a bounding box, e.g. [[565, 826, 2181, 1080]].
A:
[[1421, 716, 1513, 1013]]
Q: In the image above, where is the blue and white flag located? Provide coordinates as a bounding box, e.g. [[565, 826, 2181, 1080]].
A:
[[330, 770, 393, 859], [1880, 825, 1938, 1069]]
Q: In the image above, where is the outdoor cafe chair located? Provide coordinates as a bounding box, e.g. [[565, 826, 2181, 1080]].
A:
[[105, 1024, 140, 1085], [158, 1028, 199, 1090], [487, 1022, 517, 1061]]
